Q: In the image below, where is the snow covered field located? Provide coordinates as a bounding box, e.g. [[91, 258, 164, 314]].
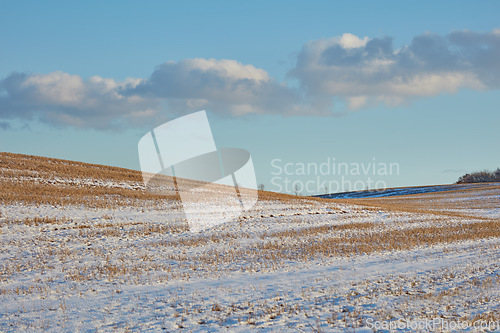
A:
[[0, 153, 499, 332], [317, 183, 500, 199]]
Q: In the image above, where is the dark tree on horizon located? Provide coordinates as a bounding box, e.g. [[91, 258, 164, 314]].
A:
[[456, 168, 500, 184]]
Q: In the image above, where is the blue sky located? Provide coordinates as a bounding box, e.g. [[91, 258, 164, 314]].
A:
[[1, 0, 499, 194]]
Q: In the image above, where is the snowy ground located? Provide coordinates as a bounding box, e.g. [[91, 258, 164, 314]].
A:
[[0, 154, 499, 332]]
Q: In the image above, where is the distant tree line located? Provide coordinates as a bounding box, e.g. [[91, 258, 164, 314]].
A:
[[456, 168, 500, 184]]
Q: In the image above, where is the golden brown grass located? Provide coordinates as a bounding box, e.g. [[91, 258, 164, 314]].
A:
[[2, 153, 499, 331], [189, 220, 500, 269], [1, 152, 499, 280], [260, 220, 499, 259], [336, 184, 500, 219], [0, 152, 142, 183], [0, 152, 181, 207], [0, 152, 314, 208], [0, 178, 179, 208]]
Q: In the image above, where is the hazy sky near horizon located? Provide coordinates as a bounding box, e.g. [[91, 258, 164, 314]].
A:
[[1, 0, 499, 194]]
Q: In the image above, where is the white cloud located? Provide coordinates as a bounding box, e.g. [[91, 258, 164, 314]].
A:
[[1, 29, 500, 129], [338, 33, 370, 49], [387, 73, 484, 96], [347, 96, 368, 110], [0, 72, 158, 129], [126, 58, 301, 116], [22, 72, 84, 105], [0, 59, 303, 128], [177, 58, 269, 81], [290, 29, 500, 109]]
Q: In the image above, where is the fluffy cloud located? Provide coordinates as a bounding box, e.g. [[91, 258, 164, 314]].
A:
[[1, 29, 499, 129], [0, 59, 303, 129], [0, 71, 158, 129], [126, 58, 302, 116], [289, 30, 500, 109]]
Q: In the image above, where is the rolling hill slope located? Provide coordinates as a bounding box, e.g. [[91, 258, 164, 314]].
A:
[[0, 152, 499, 331]]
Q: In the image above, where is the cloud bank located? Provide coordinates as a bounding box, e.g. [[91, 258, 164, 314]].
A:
[[125, 58, 303, 116], [0, 71, 159, 129], [1, 29, 499, 129], [290, 30, 500, 109]]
